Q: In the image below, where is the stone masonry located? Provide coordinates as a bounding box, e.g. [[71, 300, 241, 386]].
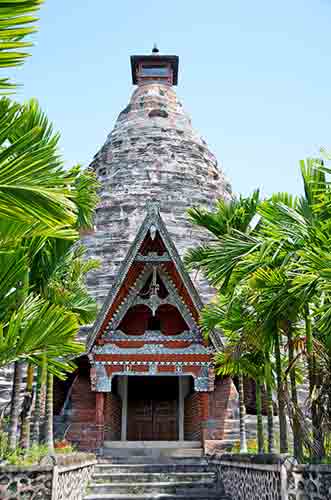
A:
[[81, 81, 232, 307]]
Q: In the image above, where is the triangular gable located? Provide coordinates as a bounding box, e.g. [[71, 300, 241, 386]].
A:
[[86, 200, 222, 351]]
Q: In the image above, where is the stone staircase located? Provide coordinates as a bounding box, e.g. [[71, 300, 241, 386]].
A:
[[83, 455, 230, 500]]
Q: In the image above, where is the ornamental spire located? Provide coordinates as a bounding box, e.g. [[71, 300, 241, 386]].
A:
[[152, 43, 159, 54]]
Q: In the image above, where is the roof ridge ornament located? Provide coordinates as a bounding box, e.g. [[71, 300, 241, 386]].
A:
[[146, 199, 160, 215], [152, 43, 159, 54]]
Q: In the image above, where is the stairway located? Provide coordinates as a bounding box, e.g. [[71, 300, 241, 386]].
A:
[[83, 457, 230, 500]]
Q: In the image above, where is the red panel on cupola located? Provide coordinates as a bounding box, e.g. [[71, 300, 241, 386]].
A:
[[130, 46, 179, 87]]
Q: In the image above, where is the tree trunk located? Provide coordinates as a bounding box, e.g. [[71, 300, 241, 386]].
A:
[[287, 321, 303, 461], [256, 382, 264, 453], [266, 380, 275, 453], [31, 355, 47, 445], [8, 361, 23, 450], [30, 364, 42, 445], [45, 372, 54, 453], [274, 328, 288, 453], [238, 374, 247, 453], [9, 268, 29, 450], [19, 363, 34, 450], [38, 354, 48, 443], [305, 305, 324, 460]]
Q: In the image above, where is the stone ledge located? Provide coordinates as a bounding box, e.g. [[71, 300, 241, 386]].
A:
[[0, 464, 54, 473], [52, 452, 96, 468], [213, 453, 290, 465], [0, 452, 96, 472], [291, 463, 331, 472]]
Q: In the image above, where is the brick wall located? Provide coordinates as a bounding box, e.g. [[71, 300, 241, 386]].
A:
[[206, 376, 238, 441], [64, 374, 124, 450], [184, 392, 201, 440], [65, 374, 102, 451], [105, 393, 122, 440]]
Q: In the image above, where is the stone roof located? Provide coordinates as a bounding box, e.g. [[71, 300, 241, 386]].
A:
[[81, 81, 232, 310]]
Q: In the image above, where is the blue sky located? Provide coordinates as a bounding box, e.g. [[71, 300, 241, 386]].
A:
[[11, 0, 331, 196]]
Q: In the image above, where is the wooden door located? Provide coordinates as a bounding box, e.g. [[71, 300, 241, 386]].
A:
[[128, 399, 154, 441], [128, 398, 178, 440], [153, 399, 177, 440]]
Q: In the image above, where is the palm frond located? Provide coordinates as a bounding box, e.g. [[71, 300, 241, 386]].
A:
[[0, 97, 78, 231], [187, 190, 260, 237], [0, 0, 43, 91], [0, 294, 84, 368]]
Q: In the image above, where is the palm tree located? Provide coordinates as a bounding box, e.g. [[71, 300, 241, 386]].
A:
[[200, 288, 272, 454], [27, 166, 99, 448], [186, 156, 331, 460], [45, 371, 54, 453], [0, 0, 98, 454], [19, 363, 34, 449], [8, 361, 23, 450]]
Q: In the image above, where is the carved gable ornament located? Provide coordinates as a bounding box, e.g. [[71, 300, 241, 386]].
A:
[[87, 201, 219, 392]]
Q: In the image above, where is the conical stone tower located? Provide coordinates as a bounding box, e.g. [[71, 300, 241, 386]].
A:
[[82, 47, 232, 306]]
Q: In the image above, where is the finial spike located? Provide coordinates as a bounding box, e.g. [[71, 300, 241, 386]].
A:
[[146, 199, 160, 215], [152, 43, 159, 54]]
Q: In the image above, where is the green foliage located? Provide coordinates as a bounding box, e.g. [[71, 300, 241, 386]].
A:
[[0, 0, 43, 92], [0, 295, 84, 371], [186, 153, 331, 460], [0, 96, 99, 369], [231, 438, 259, 454], [0, 98, 77, 232], [6, 443, 49, 466]]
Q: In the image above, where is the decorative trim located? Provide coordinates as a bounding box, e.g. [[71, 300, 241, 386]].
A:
[[135, 252, 171, 262], [104, 266, 152, 333], [93, 364, 112, 391], [91, 359, 212, 392], [95, 360, 210, 366], [158, 268, 198, 331], [93, 343, 212, 355], [103, 329, 203, 342]]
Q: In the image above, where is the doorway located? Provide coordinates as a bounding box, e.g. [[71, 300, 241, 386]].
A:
[[127, 376, 178, 441]]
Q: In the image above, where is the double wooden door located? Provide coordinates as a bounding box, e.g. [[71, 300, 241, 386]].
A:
[[128, 398, 178, 441]]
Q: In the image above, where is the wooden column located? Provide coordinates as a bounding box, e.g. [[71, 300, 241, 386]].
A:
[[200, 392, 210, 445], [96, 392, 105, 425], [95, 392, 105, 450], [178, 377, 185, 441], [121, 376, 128, 441]]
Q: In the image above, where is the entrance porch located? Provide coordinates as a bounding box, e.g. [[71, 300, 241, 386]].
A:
[[102, 375, 199, 443], [55, 356, 238, 453]]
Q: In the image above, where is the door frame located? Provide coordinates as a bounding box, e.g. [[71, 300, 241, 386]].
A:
[[117, 374, 191, 441]]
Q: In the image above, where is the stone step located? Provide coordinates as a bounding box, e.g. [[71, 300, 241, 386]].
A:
[[94, 464, 212, 474], [91, 472, 216, 483], [87, 482, 220, 496], [103, 441, 202, 449], [101, 448, 203, 459], [84, 495, 230, 500], [103, 457, 207, 465]]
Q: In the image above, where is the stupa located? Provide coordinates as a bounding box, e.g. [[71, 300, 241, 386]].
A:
[[81, 45, 232, 306], [54, 47, 238, 454]]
